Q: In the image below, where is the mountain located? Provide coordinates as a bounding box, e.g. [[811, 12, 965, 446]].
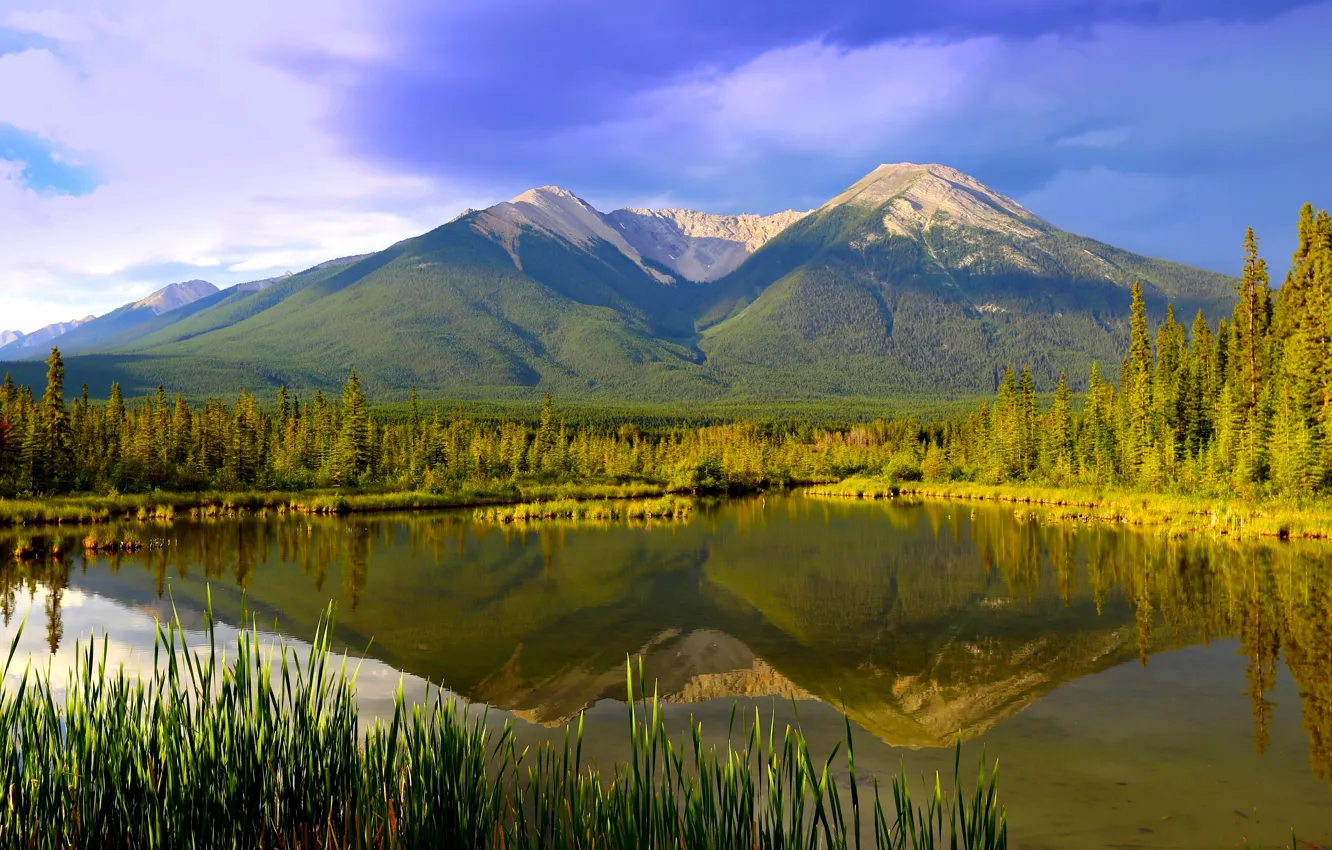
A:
[[0, 315, 96, 355], [3, 164, 1239, 402], [690, 163, 1237, 396], [2, 281, 220, 359], [132, 279, 218, 314]]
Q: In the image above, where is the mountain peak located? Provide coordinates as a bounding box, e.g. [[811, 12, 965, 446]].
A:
[[497, 185, 610, 247], [510, 185, 587, 206], [0, 315, 96, 353], [823, 163, 1041, 238], [133, 279, 219, 314], [473, 185, 674, 283]]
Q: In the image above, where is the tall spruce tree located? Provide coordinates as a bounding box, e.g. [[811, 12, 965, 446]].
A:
[[1234, 227, 1272, 409], [332, 370, 371, 484], [1047, 372, 1074, 478], [1121, 282, 1155, 477], [27, 348, 73, 493]]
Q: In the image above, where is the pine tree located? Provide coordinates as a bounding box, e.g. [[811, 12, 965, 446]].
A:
[[25, 348, 73, 494], [1234, 227, 1272, 409], [0, 373, 13, 484], [1085, 362, 1117, 484], [1153, 305, 1187, 455], [530, 393, 558, 474], [1187, 310, 1214, 450], [105, 382, 125, 481], [332, 370, 371, 485], [1047, 372, 1074, 480], [1270, 387, 1320, 498], [990, 366, 1019, 480], [1121, 282, 1154, 477], [1017, 366, 1038, 476]]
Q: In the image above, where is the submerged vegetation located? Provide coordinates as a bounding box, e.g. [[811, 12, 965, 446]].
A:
[[0, 603, 1008, 849]]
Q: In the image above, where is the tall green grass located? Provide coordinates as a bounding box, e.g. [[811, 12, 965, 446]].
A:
[[0, 599, 1007, 848]]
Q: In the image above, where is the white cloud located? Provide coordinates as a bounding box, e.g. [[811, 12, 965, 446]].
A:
[[560, 2, 1331, 274], [0, 0, 464, 333], [598, 4, 1332, 165]]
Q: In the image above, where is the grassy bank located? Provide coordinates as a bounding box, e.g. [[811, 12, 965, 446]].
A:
[[810, 477, 1332, 540], [0, 481, 673, 528], [0, 604, 1007, 849]]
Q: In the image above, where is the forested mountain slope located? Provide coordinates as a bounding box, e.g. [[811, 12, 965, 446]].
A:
[[1, 165, 1239, 401], [692, 164, 1237, 396]]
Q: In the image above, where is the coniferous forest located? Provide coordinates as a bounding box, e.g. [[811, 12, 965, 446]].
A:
[[1, 206, 1330, 506]]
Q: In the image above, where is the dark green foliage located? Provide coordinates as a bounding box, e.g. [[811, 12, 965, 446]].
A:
[[19, 349, 73, 494], [935, 207, 1332, 500], [0, 361, 942, 497]]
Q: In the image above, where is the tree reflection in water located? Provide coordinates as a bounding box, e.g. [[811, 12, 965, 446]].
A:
[[1, 497, 1329, 783]]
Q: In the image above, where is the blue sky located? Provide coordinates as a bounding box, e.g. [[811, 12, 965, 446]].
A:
[[1, 0, 1330, 331]]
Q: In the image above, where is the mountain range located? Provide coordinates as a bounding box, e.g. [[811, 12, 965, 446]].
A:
[[1, 163, 1239, 402]]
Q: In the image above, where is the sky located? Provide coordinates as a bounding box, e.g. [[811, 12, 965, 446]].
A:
[[1, 0, 1330, 332]]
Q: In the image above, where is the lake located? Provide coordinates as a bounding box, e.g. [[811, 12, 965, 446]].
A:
[[2, 494, 1329, 847]]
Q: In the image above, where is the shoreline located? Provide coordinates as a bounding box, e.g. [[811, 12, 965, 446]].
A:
[[0, 481, 676, 529], [807, 478, 1332, 541], [7, 477, 1332, 542]]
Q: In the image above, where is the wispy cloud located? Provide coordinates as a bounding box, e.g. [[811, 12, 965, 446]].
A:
[[0, 0, 471, 332]]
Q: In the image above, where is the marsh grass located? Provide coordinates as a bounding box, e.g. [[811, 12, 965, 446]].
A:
[[807, 477, 900, 499], [0, 482, 675, 529], [0, 599, 1007, 849], [474, 495, 692, 524], [811, 478, 1332, 541]]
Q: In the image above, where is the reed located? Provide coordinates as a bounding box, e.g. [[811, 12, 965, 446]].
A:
[[473, 495, 692, 524], [0, 600, 1007, 849]]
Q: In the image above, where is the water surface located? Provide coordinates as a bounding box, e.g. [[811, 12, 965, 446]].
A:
[[2, 495, 1329, 847]]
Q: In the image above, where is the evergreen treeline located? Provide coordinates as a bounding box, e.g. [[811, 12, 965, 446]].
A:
[[1, 207, 1328, 502], [0, 354, 914, 496], [938, 206, 1332, 499]]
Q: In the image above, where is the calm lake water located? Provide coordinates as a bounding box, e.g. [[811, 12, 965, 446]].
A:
[[2, 494, 1330, 848]]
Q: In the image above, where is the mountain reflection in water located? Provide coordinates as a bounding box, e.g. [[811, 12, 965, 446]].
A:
[[2, 495, 1329, 787]]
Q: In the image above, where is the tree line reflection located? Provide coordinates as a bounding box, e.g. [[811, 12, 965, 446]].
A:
[[1, 500, 1329, 782]]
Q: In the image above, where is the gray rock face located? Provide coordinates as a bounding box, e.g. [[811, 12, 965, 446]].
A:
[[607, 208, 808, 282], [472, 184, 807, 284]]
